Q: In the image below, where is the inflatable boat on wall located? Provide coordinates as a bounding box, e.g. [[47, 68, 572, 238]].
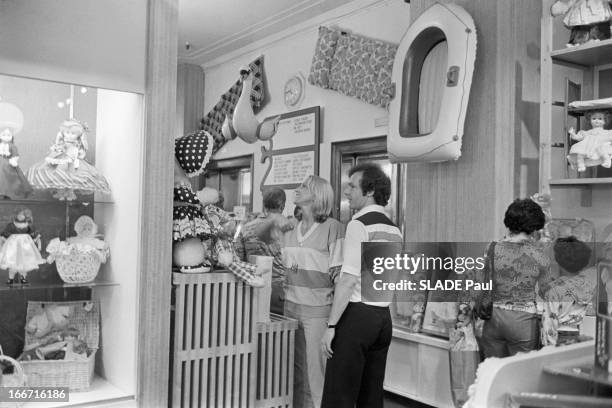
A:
[[387, 3, 476, 163]]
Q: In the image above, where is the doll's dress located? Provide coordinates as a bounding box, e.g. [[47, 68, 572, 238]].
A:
[[0, 142, 33, 199], [27, 141, 111, 199], [173, 186, 213, 242], [0, 222, 45, 273], [563, 0, 612, 27], [568, 127, 612, 166]]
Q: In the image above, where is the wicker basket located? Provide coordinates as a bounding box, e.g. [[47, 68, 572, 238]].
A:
[[0, 346, 26, 408], [55, 250, 102, 284], [19, 301, 99, 391]]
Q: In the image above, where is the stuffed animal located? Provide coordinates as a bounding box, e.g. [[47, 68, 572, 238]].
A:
[[25, 304, 72, 338]]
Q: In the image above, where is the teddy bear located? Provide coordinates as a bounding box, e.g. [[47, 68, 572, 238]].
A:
[[25, 304, 72, 339]]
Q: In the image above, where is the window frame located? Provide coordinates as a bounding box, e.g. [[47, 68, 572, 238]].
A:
[[198, 154, 254, 212]]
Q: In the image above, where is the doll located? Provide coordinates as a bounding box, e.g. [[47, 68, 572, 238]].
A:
[[26, 119, 111, 200], [410, 303, 425, 332], [567, 110, 612, 171], [552, 0, 612, 46], [449, 303, 478, 351], [0, 208, 45, 285], [0, 102, 33, 199]]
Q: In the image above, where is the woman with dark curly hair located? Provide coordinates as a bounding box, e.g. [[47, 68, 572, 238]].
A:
[[479, 198, 553, 358]]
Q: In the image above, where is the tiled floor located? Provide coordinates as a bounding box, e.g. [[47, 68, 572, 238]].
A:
[[384, 392, 435, 408]]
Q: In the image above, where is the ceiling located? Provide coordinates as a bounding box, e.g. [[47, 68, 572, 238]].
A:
[[178, 0, 355, 65]]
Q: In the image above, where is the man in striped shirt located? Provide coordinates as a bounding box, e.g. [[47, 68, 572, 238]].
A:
[[321, 163, 403, 408]]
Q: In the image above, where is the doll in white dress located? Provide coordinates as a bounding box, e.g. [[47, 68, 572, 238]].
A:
[[567, 110, 612, 171], [552, 0, 612, 46], [0, 208, 45, 285]]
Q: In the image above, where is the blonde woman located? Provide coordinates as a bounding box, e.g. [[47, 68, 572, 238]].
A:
[[282, 175, 344, 408]]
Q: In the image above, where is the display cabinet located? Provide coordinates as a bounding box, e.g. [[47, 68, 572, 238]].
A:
[[540, 0, 612, 200], [0, 73, 143, 406]]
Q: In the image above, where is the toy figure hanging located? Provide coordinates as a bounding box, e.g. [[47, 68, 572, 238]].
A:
[[552, 0, 612, 46], [567, 110, 612, 171], [0, 208, 45, 285], [26, 119, 111, 200], [0, 102, 33, 199]]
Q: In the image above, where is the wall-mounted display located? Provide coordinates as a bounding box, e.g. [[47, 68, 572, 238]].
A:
[[260, 106, 320, 190], [387, 2, 476, 163]]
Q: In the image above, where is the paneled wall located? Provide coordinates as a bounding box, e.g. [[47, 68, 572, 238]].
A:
[[402, 0, 542, 241]]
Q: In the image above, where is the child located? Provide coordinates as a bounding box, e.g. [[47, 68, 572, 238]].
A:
[[541, 236, 596, 346], [567, 110, 612, 172], [0, 102, 33, 199], [0, 208, 45, 285], [27, 119, 111, 200]]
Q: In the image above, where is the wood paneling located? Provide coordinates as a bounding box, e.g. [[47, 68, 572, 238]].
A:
[[176, 63, 205, 138], [137, 0, 178, 406], [403, 0, 541, 242]]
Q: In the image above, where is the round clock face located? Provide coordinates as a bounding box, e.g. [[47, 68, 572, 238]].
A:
[[284, 76, 303, 108]]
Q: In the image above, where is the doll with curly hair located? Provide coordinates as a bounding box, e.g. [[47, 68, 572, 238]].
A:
[[567, 110, 612, 171]]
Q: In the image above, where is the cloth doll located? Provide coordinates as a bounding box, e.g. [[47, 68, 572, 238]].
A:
[[27, 119, 111, 200], [171, 131, 263, 286], [46, 215, 110, 274], [552, 0, 612, 46], [567, 110, 612, 171], [410, 303, 425, 332], [0, 208, 45, 285], [0, 102, 33, 199]]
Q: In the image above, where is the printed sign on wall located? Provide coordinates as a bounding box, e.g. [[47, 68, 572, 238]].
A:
[[261, 106, 320, 190]]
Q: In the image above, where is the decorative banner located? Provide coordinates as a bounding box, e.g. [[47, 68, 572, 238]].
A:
[[261, 107, 320, 190]]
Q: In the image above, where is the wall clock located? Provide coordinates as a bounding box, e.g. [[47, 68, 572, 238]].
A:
[[283, 74, 305, 108]]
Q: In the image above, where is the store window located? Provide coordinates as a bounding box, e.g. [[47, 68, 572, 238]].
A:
[[198, 155, 253, 212], [331, 136, 399, 225]]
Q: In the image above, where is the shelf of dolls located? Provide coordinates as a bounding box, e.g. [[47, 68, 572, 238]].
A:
[[551, 38, 612, 66], [20, 375, 133, 407]]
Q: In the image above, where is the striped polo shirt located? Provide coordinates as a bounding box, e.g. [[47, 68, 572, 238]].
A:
[[282, 218, 345, 307], [341, 205, 403, 306]]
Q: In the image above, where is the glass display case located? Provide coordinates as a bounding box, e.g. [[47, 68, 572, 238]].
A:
[[0, 73, 143, 406]]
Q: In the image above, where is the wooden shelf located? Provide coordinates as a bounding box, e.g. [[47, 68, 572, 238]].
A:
[[549, 177, 612, 185], [0, 280, 119, 292], [22, 375, 134, 408], [551, 39, 612, 66]]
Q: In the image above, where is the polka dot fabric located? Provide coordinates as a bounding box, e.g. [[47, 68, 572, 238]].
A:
[[174, 130, 214, 177], [173, 186, 199, 205]]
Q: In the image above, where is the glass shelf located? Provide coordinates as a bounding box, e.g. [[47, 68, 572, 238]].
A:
[[0, 279, 119, 292], [549, 178, 612, 185], [544, 355, 612, 388], [551, 38, 612, 66]]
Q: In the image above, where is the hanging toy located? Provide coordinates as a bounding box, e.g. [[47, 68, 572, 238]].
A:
[[26, 119, 111, 200], [0, 208, 45, 286], [0, 101, 33, 199]]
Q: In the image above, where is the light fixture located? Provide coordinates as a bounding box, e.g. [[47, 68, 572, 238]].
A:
[[57, 102, 65, 108], [80, 87, 87, 94]]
